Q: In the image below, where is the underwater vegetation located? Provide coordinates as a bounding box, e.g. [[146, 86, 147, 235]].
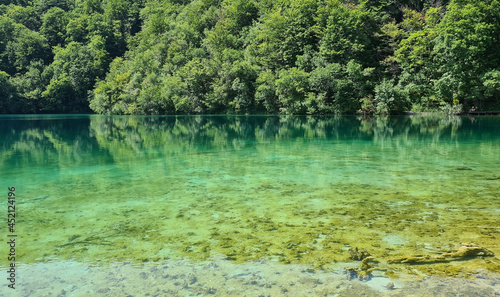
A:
[[10, 178, 500, 280], [1, 115, 499, 281]]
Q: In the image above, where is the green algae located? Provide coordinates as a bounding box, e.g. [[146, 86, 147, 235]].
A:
[[1, 115, 499, 280], [11, 178, 500, 278]]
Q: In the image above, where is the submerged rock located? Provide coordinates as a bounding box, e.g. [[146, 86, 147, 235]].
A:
[[349, 247, 371, 261], [388, 242, 495, 264]]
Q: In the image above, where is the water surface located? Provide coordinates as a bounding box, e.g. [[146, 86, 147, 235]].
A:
[[1, 115, 499, 295]]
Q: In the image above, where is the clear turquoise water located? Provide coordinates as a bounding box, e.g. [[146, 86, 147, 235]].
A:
[[1, 115, 499, 292]]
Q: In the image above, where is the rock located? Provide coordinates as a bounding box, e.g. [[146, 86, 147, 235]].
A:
[[388, 242, 494, 264], [386, 282, 395, 290], [349, 247, 371, 261]]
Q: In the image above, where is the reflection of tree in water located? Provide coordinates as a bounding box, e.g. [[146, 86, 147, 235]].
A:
[[356, 115, 500, 144], [1, 115, 498, 170], [0, 116, 108, 170], [89, 116, 367, 158]]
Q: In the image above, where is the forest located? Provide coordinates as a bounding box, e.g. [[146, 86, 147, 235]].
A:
[[0, 0, 499, 115]]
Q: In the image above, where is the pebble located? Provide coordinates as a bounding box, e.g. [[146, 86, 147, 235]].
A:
[[386, 282, 395, 290]]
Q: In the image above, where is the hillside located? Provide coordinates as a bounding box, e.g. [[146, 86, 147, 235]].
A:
[[0, 0, 499, 114]]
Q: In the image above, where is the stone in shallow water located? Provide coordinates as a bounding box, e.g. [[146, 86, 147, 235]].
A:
[[382, 234, 408, 247]]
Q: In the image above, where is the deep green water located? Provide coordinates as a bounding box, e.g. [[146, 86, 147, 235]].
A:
[[1, 115, 499, 279]]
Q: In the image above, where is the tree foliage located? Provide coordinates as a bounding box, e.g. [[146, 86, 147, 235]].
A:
[[0, 0, 499, 114]]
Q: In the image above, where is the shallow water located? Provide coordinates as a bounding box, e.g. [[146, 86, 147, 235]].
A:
[[1, 115, 499, 295]]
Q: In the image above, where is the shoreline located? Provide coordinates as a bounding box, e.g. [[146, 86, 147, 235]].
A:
[[2, 258, 499, 296]]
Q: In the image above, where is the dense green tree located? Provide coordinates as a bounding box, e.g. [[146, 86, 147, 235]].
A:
[[3, 4, 40, 30], [0, 70, 19, 113], [275, 67, 310, 114], [246, 0, 318, 70], [177, 57, 214, 113], [207, 52, 258, 113], [255, 70, 279, 113], [317, 0, 378, 67], [0, 16, 50, 74], [40, 7, 69, 46], [373, 79, 409, 114], [42, 36, 109, 112], [481, 70, 500, 106], [36, 0, 74, 14], [308, 60, 375, 114], [0, 0, 498, 114], [10, 60, 49, 112], [0, 15, 17, 73], [76, 0, 104, 15], [65, 14, 90, 43], [394, 7, 443, 110], [89, 57, 131, 114], [433, 0, 500, 110]]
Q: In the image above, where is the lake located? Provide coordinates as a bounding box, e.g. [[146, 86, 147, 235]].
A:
[[1, 115, 499, 296]]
